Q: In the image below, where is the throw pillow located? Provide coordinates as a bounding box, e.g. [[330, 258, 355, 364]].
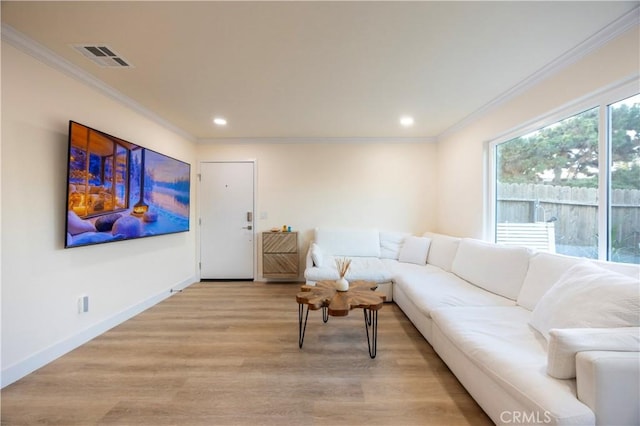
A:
[[547, 327, 640, 379], [94, 213, 123, 232], [310, 243, 324, 267], [112, 216, 143, 238], [398, 236, 431, 265], [530, 262, 640, 341]]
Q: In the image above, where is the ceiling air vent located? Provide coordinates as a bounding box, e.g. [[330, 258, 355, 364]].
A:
[[71, 44, 133, 68]]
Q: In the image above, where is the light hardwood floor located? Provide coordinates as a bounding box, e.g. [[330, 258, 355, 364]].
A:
[[1, 282, 492, 425]]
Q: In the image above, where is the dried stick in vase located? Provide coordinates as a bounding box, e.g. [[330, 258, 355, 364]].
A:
[[335, 257, 352, 278]]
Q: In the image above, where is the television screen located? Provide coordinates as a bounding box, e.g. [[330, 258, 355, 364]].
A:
[[65, 121, 190, 248]]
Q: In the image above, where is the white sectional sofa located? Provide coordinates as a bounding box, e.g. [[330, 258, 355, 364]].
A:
[[304, 228, 640, 426]]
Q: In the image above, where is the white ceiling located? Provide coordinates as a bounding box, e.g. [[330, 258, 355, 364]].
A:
[[2, 1, 638, 141]]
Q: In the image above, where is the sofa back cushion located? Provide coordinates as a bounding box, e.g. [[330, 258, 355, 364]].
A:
[[518, 252, 640, 311], [423, 232, 461, 272], [451, 238, 531, 300], [314, 228, 381, 257], [398, 236, 432, 265], [517, 252, 582, 311], [591, 258, 640, 277], [379, 231, 411, 259]]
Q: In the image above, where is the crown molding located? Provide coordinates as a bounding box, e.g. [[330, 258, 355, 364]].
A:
[[487, 73, 639, 147], [438, 5, 640, 141], [1, 24, 196, 143], [197, 136, 437, 144]]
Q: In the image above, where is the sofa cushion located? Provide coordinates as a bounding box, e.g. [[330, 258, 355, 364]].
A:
[[310, 243, 325, 267], [517, 252, 583, 311], [547, 327, 640, 379], [591, 258, 640, 278], [67, 210, 96, 235], [379, 231, 411, 259], [423, 232, 460, 272], [391, 262, 514, 318], [304, 256, 393, 282], [451, 238, 531, 300], [518, 252, 640, 311], [68, 231, 118, 246], [314, 228, 380, 257], [430, 306, 595, 425], [398, 236, 431, 265], [530, 262, 640, 341]]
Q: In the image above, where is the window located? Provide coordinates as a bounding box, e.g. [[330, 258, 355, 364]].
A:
[[114, 145, 129, 209], [68, 127, 132, 217], [610, 95, 640, 263], [492, 91, 639, 264]]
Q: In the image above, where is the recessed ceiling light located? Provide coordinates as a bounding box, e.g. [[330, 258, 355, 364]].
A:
[[213, 117, 227, 126], [400, 116, 414, 127]]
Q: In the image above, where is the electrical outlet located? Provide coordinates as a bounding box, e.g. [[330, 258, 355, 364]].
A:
[[77, 295, 89, 314]]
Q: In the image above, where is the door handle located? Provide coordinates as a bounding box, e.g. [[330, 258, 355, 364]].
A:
[[242, 225, 253, 230]]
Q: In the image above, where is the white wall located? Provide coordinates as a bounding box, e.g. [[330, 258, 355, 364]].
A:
[[1, 43, 198, 386], [197, 141, 438, 279], [435, 25, 640, 239]]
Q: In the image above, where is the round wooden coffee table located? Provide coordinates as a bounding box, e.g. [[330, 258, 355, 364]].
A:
[[296, 280, 386, 358]]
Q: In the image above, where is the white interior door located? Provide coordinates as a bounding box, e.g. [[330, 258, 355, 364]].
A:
[[200, 161, 254, 279]]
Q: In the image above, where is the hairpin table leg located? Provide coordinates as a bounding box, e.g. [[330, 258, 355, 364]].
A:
[[363, 309, 378, 359], [298, 303, 310, 348]]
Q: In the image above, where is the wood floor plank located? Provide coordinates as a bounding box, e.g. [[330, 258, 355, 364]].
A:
[[1, 282, 492, 425]]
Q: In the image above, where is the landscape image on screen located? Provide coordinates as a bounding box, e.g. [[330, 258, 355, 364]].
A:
[[65, 121, 190, 248]]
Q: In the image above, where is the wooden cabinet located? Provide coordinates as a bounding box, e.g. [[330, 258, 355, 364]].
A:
[[262, 232, 299, 279]]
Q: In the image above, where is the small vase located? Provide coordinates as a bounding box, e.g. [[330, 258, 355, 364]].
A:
[[335, 277, 349, 292]]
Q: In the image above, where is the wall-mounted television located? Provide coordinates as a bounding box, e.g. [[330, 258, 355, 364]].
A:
[[65, 121, 191, 248]]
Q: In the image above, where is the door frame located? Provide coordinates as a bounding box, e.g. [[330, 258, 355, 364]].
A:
[[198, 159, 258, 281]]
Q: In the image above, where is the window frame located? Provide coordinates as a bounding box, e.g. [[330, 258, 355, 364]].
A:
[[486, 78, 639, 262]]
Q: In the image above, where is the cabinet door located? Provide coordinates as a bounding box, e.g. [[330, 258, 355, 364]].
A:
[[263, 253, 299, 276], [263, 232, 296, 253]]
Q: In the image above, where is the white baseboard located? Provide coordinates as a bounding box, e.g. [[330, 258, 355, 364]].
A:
[[1, 276, 197, 388]]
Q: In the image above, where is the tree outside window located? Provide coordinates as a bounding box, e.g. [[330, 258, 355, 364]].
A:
[[495, 94, 639, 264]]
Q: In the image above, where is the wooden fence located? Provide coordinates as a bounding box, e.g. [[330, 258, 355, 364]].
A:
[[497, 183, 640, 253]]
